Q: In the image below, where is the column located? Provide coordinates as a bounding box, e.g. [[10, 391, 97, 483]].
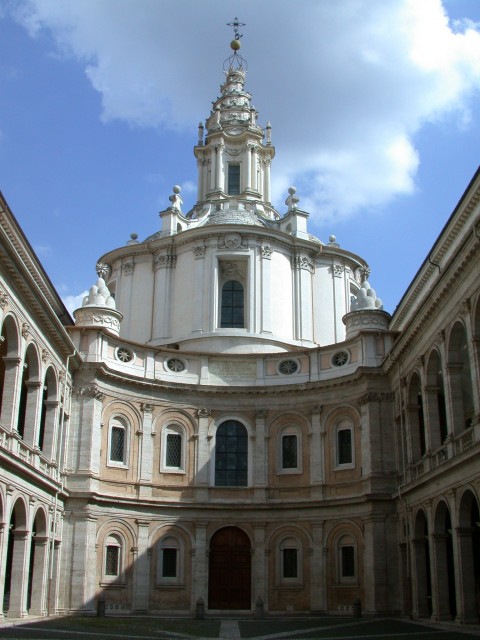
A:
[[291, 254, 314, 343], [431, 533, 450, 620], [192, 522, 208, 609], [251, 145, 258, 193], [21, 380, 42, 445], [137, 404, 153, 498], [253, 525, 267, 609], [260, 245, 272, 334], [7, 529, 30, 618], [463, 301, 480, 424], [310, 521, 325, 611], [152, 251, 176, 340], [29, 535, 49, 616], [69, 513, 97, 613], [363, 515, 388, 615], [192, 246, 206, 333], [245, 145, 252, 191], [47, 540, 61, 615], [1, 357, 21, 430], [455, 527, 477, 623], [264, 158, 272, 203], [132, 520, 151, 613], [195, 409, 211, 501], [253, 412, 266, 502], [41, 400, 60, 461], [310, 407, 324, 499]]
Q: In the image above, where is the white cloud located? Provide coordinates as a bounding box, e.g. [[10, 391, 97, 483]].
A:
[[62, 290, 88, 315], [8, 0, 480, 221]]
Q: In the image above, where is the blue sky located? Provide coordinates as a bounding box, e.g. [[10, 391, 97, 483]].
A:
[[1, 0, 480, 316]]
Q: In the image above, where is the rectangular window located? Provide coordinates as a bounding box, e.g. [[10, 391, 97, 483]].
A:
[[341, 545, 355, 578], [283, 548, 298, 578], [110, 426, 125, 463], [162, 548, 177, 578], [282, 435, 298, 469], [166, 433, 182, 468], [228, 164, 240, 195], [337, 429, 352, 465], [105, 546, 119, 576]]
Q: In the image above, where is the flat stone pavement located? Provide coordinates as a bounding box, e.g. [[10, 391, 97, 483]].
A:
[[0, 616, 480, 640]]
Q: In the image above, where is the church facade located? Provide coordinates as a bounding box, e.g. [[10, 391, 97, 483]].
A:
[[0, 42, 479, 623]]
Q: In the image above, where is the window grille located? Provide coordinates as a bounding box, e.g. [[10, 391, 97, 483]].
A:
[[162, 548, 177, 578], [110, 425, 125, 463], [337, 428, 352, 465], [105, 545, 119, 576], [228, 164, 240, 195], [166, 433, 182, 468], [221, 280, 244, 328], [215, 420, 248, 486], [283, 548, 298, 578], [282, 435, 298, 469]]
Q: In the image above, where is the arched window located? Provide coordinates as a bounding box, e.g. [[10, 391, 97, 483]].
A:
[[336, 420, 354, 468], [221, 280, 244, 328], [103, 534, 125, 583], [337, 534, 357, 582], [214, 420, 248, 487], [448, 322, 475, 433], [161, 424, 186, 473], [108, 416, 128, 467], [157, 535, 182, 584], [279, 536, 302, 584]]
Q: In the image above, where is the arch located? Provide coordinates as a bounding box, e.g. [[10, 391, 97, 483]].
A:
[[107, 415, 129, 466], [407, 372, 426, 461], [160, 422, 186, 473], [28, 507, 50, 615], [17, 343, 41, 442], [214, 419, 248, 487], [38, 366, 59, 457], [432, 501, 456, 619], [208, 526, 251, 610], [413, 509, 432, 618], [447, 321, 474, 433], [425, 349, 448, 449], [324, 521, 364, 613], [4, 497, 30, 616], [0, 314, 20, 422]]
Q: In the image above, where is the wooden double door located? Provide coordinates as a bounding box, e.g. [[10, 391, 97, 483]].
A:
[[208, 526, 251, 609]]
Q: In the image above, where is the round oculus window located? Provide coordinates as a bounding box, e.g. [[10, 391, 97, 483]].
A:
[[115, 347, 134, 363], [278, 359, 299, 375], [166, 358, 185, 373], [331, 350, 349, 367]]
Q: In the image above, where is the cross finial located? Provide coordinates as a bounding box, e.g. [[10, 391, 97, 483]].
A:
[[226, 17, 246, 41]]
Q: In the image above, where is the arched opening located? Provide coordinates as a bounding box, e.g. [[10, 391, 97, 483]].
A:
[[413, 510, 432, 618], [433, 502, 456, 620], [4, 498, 29, 617], [37, 366, 58, 458], [458, 490, 480, 621], [425, 350, 448, 450], [17, 344, 41, 442], [0, 316, 20, 424], [408, 373, 426, 462], [208, 526, 251, 610], [447, 322, 474, 433], [28, 509, 48, 616]]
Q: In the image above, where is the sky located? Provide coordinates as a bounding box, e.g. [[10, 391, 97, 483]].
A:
[[1, 0, 480, 316]]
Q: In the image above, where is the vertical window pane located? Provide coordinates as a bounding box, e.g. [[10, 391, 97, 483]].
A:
[[215, 420, 248, 486], [228, 164, 240, 195], [337, 429, 352, 465], [105, 545, 119, 576], [162, 548, 177, 578], [283, 548, 298, 578], [110, 425, 125, 462], [221, 280, 244, 328], [282, 435, 297, 469], [341, 546, 355, 577], [166, 433, 182, 467]]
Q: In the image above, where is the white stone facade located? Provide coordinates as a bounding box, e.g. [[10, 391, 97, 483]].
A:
[[0, 43, 479, 624]]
